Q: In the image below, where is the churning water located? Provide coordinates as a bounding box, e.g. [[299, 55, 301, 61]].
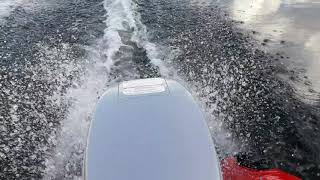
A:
[[0, 0, 319, 179]]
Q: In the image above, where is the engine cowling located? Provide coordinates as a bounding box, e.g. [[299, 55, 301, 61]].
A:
[[85, 78, 221, 180]]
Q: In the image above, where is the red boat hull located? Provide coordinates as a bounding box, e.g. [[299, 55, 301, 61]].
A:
[[221, 157, 301, 180]]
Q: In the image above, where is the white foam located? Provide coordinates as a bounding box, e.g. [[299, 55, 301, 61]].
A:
[[42, 43, 112, 179], [100, 0, 137, 70], [104, 0, 172, 76], [130, 2, 172, 77]]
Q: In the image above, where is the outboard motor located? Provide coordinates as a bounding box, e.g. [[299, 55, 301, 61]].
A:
[[85, 78, 221, 180], [85, 78, 301, 180]]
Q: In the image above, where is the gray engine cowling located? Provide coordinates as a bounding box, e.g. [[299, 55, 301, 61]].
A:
[[85, 78, 221, 180]]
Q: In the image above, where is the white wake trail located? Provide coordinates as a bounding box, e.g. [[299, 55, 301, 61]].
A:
[[104, 0, 171, 76]]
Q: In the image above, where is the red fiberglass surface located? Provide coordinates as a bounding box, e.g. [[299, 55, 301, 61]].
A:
[[221, 157, 301, 180]]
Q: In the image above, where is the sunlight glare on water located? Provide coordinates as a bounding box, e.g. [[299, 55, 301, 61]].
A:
[[0, 0, 23, 22], [227, 0, 320, 100]]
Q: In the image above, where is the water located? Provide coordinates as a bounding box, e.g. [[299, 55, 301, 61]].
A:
[[218, 0, 320, 102], [0, 0, 23, 22], [0, 0, 319, 179]]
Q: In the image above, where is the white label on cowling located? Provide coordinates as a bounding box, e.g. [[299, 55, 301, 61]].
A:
[[122, 78, 166, 95]]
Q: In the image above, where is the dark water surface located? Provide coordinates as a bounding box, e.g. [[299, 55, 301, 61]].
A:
[[218, 0, 320, 102], [0, 0, 319, 179]]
